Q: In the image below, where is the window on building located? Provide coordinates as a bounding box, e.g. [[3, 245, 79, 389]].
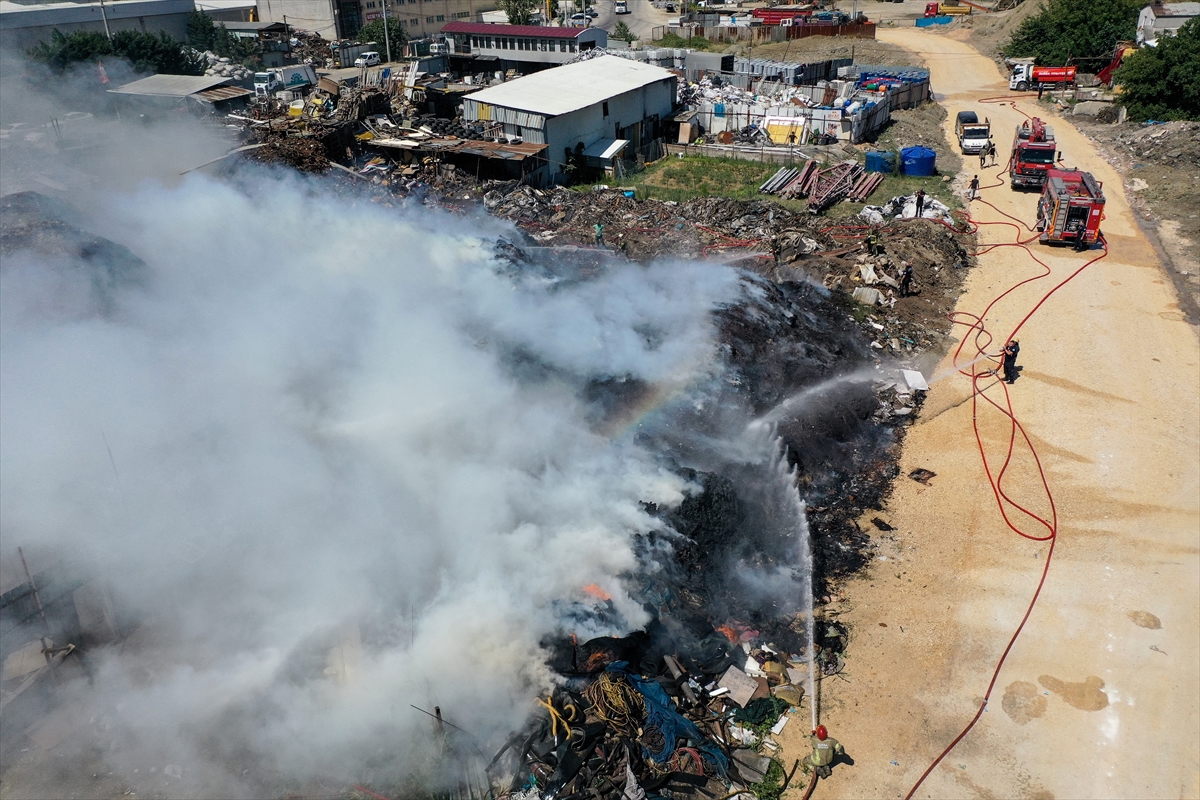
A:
[[602, 101, 609, 116], [455, 11, 470, 18], [568, 40, 576, 52], [436, 14, 444, 21]]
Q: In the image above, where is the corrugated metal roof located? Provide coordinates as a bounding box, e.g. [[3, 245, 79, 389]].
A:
[[193, 86, 253, 103], [460, 56, 676, 117], [109, 74, 233, 98], [1154, 2, 1200, 15], [442, 21, 589, 38]]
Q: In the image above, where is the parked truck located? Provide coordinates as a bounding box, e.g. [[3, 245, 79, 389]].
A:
[[1009, 64, 1076, 92], [1008, 117, 1058, 190], [955, 110, 992, 155], [253, 65, 318, 98], [1036, 168, 1105, 249], [925, 2, 971, 15], [615, 0, 629, 13]]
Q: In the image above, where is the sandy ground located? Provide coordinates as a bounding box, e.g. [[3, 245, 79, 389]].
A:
[[773, 29, 1200, 800]]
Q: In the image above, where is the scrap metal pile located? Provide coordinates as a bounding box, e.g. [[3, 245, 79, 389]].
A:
[[758, 161, 882, 210], [487, 626, 823, 800]]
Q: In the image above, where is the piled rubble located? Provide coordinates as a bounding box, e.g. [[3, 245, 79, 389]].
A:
[[197, 51, 254, 81], [487, 627, 820, 800], [859, 193, 953, 224], [1100, 120, 1200, 169], [292, 31, 336, 68]]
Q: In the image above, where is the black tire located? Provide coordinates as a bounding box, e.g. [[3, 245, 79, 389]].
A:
[[1016, 81, 1028, 92]]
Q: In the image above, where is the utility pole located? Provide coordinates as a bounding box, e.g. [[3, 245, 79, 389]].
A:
[[382, 0, 392, 62], [98, 0, 112, 41]]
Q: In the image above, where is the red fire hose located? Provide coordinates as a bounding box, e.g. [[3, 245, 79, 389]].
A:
[[901, 152, 1109, 799]]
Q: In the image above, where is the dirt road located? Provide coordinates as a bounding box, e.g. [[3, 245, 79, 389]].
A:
[[775, 30, 1200, 800]]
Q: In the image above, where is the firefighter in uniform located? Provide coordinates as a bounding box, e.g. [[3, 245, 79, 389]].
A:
[[802, 725, 845, 779]]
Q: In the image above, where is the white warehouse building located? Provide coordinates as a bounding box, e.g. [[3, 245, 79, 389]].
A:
[[462, 55, 677, 186]]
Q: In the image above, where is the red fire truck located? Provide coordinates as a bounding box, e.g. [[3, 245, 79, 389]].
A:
[[1036, 168, 1105, 250], [1008, 117, 1058, 190]]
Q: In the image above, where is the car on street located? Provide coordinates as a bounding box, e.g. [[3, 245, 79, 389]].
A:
[[354, 51, 381, 67]]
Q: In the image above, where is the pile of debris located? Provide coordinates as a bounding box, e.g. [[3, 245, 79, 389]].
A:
[[198, 51, 253, 81], [759, 161, 883, 206], [487, 628, 820, 800], [859, 193, 952, 224], [292, 31, 335, 68], [1102, 120, 1200, 169]]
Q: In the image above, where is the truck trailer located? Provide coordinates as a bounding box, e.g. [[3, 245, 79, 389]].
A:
[[1036, 168, 1105, 249], [1008, 117, 1058, 190], [254, 65, 318, 98]]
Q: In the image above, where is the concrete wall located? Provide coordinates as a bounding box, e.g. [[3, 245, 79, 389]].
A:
[[542, 75, 675, 181], [0, 0, 194, 51], [257, 0, 340, 38]]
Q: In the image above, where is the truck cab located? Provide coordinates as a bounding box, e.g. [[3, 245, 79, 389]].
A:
[[1009, 118, 1058, 190], [615, 0, 630, 13]]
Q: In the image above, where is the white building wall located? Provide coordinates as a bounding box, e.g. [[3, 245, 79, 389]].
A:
[[542, 76, 676, 181], [0, 0, 193, 50]]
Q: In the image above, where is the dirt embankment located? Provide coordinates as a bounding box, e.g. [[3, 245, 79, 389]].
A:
[[1073, 119, 1200, 319]]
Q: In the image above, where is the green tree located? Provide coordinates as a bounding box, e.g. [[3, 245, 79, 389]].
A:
[[1116, 18, 1200, 121], [29, 28, 203, 74], [1004, 0, 1142, 64], [497, 0, 540, 25], [612, 21, 635, 42], [187, 9, 216, 51], [212, 23, 261, 63], [355, 17, 408, 57]]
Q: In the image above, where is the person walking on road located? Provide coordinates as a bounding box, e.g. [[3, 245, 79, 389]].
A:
[[969, 175, 980, 200], [802, 725, 845, 779], [1002, 339, 1021, 383], [914, 188, 926, 218], [980, 143, 989, 169], [989, 142, 998, 166]]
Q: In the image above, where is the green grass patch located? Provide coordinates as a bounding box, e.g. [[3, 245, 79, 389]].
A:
[[583, 154, 962, 219], [748, 758, 787, 800], [651, 32, 716, 50]]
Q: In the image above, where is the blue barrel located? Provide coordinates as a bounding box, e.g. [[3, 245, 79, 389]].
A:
[[865, 150, 896, 174], [901, 145, 937, 176]]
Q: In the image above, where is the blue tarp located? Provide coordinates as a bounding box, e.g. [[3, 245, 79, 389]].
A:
[[915, 16, 952, 26], [608, 663, 729, 776]]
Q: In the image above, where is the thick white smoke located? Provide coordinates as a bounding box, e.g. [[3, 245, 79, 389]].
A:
[[1, 170, 745, 793]]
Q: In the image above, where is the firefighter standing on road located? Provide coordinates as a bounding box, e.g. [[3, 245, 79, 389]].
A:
[[1002, 339, 1021, 383], [802, 725, 845, 779]]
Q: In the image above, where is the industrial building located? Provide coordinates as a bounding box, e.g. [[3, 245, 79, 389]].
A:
[[0, 0, 194, 50], [1137, 2, 1199, 45], [462, 55, 676, 185], [442, 21, 607, 69]]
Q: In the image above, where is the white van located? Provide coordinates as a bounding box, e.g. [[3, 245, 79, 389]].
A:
[[355, 51, 382, 67]]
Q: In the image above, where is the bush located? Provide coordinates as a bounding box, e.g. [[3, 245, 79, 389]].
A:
[[1004, 0, 1142, 65], [612, 22, 635, 43], [1116, 18, 1200, 121]]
